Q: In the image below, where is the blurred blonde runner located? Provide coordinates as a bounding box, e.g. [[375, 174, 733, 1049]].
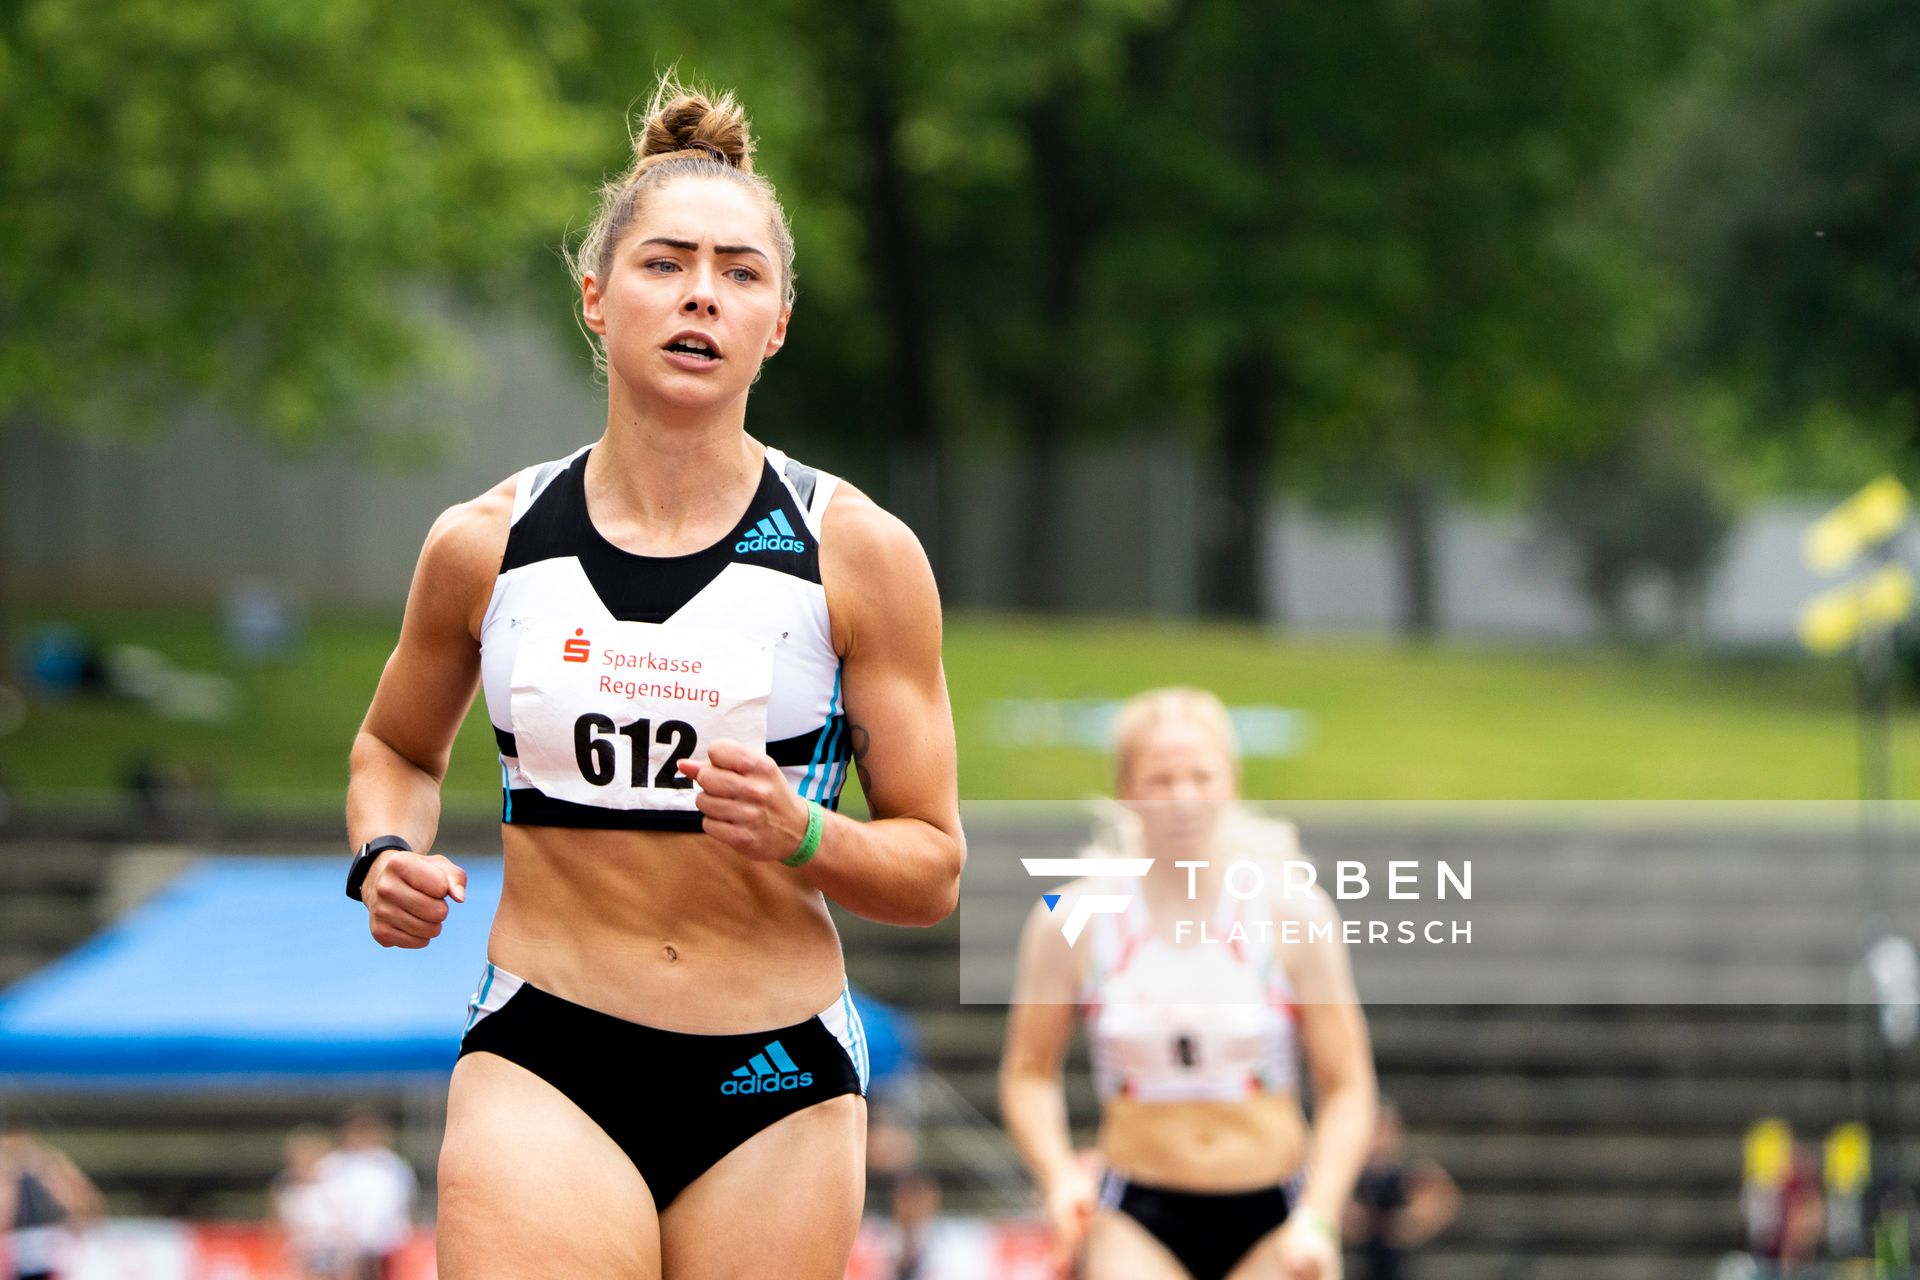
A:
[[344, 77, 963, 1279], [1001, 688, 1375, 1280]]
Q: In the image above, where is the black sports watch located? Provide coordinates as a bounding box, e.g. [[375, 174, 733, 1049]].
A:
[[347, 835, 413, 902]]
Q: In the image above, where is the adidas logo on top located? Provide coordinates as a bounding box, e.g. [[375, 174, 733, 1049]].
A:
[[735, 509, 806, 555], [720, 1039, 813, 1096]]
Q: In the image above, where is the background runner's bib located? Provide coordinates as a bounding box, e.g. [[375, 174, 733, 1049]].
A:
[[509, 618, 772, 812]]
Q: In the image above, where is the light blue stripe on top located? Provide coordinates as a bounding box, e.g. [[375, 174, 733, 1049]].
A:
[[799, 664, 843, 797], [828, 717, 855, 804], [767, 1040, 799, 1073], [813, 714, 846, 802], [770, 509, 797, 538]]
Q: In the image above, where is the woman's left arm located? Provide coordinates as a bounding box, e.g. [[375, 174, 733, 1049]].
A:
[[683, 484, 964, 926], [1283, 888, 1379, 1260]]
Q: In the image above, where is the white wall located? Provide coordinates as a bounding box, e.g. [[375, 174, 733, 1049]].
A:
[[0, 307, 1864, 649], [1269, 498, 1848, 648]]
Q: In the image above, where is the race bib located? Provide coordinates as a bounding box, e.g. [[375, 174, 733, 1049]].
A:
[[509, 617, 772, 811]]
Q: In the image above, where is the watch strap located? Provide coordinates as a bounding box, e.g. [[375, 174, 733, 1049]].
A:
[[347, 835, 413, 902]]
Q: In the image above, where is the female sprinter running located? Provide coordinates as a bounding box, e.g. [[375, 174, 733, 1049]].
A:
[[344, 79, 964, 1279], [1000, 688, 1374, 1280]]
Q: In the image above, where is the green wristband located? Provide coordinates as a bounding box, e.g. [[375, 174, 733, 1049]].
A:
[[1293, 1205, 1337, 1243], [783, 801, 825, 868]]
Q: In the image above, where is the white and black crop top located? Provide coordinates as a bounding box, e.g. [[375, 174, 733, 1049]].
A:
[[478, 443, 850, 831]]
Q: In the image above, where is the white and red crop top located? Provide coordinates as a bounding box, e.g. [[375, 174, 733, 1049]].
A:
[[1079, 881, 1300, 1102]]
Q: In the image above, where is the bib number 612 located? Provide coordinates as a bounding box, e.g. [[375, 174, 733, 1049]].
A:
[[573, 714, 697, 789]]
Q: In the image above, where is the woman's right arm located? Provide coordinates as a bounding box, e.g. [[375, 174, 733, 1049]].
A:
[[28, 1140, 104, 1224], [345, 484, 510, 948], [999, 898, 1094, 1270]]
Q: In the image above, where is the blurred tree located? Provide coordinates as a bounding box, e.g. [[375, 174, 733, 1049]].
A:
[[1310, 0, 1729, 637], [532, 1, 1724, 625], [1034, 0, 1342, 619], [1530, 403, 1736, 640], [811, 0, 945, 568], [0, 0, 591, 668], [1061, 0, 1725, 626], [890, 0, 1181, 609], [1006, 1, 1182, 610], [0, 0, 1773, 637], [1639, 0, 1920, 459], [0, 0, 590, 444]]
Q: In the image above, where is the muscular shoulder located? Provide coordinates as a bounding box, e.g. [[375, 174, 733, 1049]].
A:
[[415, 475, 515, 640], [820, 480, 927, 572], [818, 481, 938, 655], [423, 475, 512, 582]]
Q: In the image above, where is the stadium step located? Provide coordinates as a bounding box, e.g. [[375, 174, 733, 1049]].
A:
[[0, 825, 1904, 1276]]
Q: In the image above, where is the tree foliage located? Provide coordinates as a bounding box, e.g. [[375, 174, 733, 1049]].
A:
[[0, 0, 590, 442], [1640, 0, 1920, 448], [4, 0, 1854, 625]]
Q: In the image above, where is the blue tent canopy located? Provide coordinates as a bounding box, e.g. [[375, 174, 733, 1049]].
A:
[[0, 857, 916, 1088]]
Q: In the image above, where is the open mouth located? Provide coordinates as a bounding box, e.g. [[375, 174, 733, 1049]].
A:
[[664, 338, 721, 361]]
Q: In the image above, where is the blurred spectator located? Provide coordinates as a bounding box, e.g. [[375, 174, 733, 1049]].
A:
[[866, 1108, 921, 1205], [274, 1127, 352, 1280], [1742, 1134, 1823, 1276], [315, 1110, 416, 1280], [875, 1169, 964, 1280], [122, 754, 192, 827], [21, 627, 106, 699], [222, 580, 304, 666], [21, 623, 234, 725], [1344, 1099, 1460, 1280], [0, 1119, 103, 1280]]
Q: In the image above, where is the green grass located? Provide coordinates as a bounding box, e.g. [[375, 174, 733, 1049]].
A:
[[2, 606, 1911, 813]]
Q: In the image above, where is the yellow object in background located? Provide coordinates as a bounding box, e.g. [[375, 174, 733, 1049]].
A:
[[1825, 1123, 1871, 1197], [1799, 564, 1918, 654], [1746, 1118, 1794, 1188], [1805, 475, 1911, 575]]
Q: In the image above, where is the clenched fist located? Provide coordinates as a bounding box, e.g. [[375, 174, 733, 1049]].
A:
[[362, 849, 468, 949], [678, 738, 813, 862]]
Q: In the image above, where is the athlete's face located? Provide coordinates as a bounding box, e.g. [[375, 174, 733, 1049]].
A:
[[1119, 720, 1238, 857], [582, 177, 789, 414]]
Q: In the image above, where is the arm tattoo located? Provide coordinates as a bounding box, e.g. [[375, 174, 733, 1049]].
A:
[[848, 722, 874, 797]]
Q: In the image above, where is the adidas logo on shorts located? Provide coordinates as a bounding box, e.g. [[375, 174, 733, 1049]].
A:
[[720, 1039, 814, 1096], [735, 510, 806, 555]]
